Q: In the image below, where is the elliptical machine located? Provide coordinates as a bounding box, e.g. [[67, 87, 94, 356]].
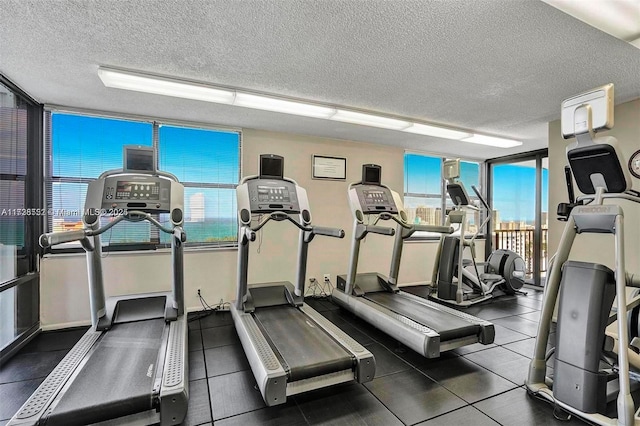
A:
[[431, 159, 526, 307], [525, 84, 640, 425]]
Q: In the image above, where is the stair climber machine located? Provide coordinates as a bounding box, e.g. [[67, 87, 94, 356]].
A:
[[231, 154, 375, 406], [9, 146, 188, 426], [430, 159, 526, 307], [332, 164, 495, 358], [525, 84, 640, 425]]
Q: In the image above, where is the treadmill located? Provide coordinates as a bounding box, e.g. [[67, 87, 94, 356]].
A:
[[231, 154, 375, 406], [9, 146, 188, 426], [332, 164, 495, 358]]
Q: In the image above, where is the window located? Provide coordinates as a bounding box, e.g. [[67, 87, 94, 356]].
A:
[[404, 154, 442, 226], [46, 112, 240, 250], [403, 153, 482, 235], [0, 82, 28, 281]]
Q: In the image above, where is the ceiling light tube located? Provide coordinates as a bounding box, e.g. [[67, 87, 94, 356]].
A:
[[403, 123, 472, 140], [234, 93, 336, 118], [461, 134, 522, 148], [98, 67, 236, 104], [330, 109, 410, 130]]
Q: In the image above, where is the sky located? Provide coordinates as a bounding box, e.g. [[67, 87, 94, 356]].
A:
[[404, 154, 548, 222], [51, 114, 239, 219]]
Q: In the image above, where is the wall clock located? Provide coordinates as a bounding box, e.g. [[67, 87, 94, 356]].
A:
[[630, 149, 640, 179]]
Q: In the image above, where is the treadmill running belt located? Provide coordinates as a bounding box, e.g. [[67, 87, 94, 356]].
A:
[[365, 292, 480, 341], [45, 319, 165, 426], [254, 307, 353, 381]]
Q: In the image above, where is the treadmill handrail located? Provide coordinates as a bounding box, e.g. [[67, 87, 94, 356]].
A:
[[40, 210, 182, 248], [250, 211, 345, 238]]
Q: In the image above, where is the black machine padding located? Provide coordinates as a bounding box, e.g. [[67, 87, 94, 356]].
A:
[[46, 319, 165, 425], [446, 183, 470, 206], [568, 144, 628, 194], [365, 292, 480, 341], [254, 307, 353, 381]]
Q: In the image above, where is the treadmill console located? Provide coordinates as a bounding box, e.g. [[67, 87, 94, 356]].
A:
[[246, 179, 300, 214], [99, 174, 174, 213], [355, 185, 398, 214]]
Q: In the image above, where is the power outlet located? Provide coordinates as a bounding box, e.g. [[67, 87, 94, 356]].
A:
[[323, 274, 331, 282]]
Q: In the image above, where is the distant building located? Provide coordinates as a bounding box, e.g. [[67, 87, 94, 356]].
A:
[[189, 193, 205, 222]]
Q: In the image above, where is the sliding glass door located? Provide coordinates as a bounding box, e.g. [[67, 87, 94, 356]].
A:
[[488, 151, 548, 286]]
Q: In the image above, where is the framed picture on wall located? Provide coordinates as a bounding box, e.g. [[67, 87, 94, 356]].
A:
[[312, 155, 347, 180]]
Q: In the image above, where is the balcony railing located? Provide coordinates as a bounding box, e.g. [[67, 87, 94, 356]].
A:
[[493, 228, 548, 277]]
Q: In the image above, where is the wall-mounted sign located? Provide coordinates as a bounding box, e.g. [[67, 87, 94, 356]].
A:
[[312, 155, 346, 180]]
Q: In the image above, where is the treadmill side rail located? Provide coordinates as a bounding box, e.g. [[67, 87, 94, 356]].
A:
[[230, 304, 288, 406], [300, 305, 375, 383], [9, 330, 102, 425], [332, 289, 442, 357], [160, 316, 189, 426], [400, 291, 495, 344]]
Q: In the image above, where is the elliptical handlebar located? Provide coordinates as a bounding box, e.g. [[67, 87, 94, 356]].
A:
[[412, 224, 454, 234], [471, 185, 491, 210]]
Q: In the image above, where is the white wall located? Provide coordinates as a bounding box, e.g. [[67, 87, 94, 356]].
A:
[[547, 98, 640, 274], [40, 129, 451, 329]]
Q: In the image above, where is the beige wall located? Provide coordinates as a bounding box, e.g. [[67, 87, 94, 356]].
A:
[[40, 129, 456, 329], [548, 98, 640, 273]]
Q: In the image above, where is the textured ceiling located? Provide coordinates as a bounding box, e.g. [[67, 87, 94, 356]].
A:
[[1, 0, 639, 159]]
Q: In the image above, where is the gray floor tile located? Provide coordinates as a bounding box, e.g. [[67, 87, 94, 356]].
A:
[[493, 316, 540, 337], [199, 311, 234, 329], [0, 378, 44, 421], [208, 370, 266, 420], [20, 328, 88, 353], [0, 350, 67, 384], [201, 325, 239, 349], [204, 344, 250, 377], [215, 402, 306, 426], [183, 379, 212, 426], [189, 350, 206, 381], [463, 346, 531, 385], [503, 337, 537, 359], [365, 370, 466, 424], [419, 356, 518, 403], [363, 342, 411, 378], [295, 382, 403, 425], [452, 342, 496, 356], [518, 311, 541, 322], [474, 388, 584, 425], [416, 405, 499, 425], [189, 329, 203, 352], [492, 324, 530, 345]]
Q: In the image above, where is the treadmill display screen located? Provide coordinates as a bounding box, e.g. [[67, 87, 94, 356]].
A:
[[257, 185, 291, 203], [116, 181, 160, 200]]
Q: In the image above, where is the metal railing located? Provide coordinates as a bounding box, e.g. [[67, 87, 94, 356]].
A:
[[493, 228, 548, 276]]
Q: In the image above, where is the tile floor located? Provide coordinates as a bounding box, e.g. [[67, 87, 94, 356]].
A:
[[0, 286, 588, 425]]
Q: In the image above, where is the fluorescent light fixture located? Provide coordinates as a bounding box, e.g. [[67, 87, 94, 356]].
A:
[[403, 123, 471, 140], [98, 67, 523, 149], [98, 68, 236, 104], [542, 0, 640, 48], [330, 109, 410, 130], [461, 134, 522, 148], [234, 93, 336, 118]]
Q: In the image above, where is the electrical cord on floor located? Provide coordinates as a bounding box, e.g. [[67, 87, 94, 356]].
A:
[[188, 292, 231, 322]]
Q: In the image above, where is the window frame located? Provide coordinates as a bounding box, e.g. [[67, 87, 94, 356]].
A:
[[44, 107, 242, 254], [403, 151, 486, 241]]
